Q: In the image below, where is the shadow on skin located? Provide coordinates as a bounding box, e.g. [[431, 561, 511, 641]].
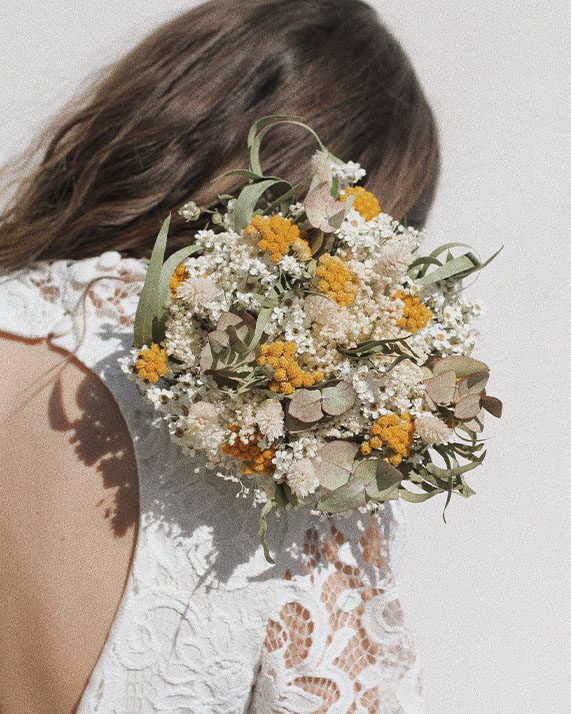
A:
[[47, 365, 139, 538]]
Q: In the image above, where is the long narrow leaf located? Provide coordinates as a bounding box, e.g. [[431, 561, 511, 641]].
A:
[[233, 179, 291, 232], [134, 216, 171, 348], [416, 254, 478, 285], [250, 119, 325, 177]]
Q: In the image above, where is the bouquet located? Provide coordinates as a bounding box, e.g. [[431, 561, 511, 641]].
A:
[[121, 117, 502, 561]]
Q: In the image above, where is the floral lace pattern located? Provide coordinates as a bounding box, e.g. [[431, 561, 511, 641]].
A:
[[0, 256, 423, 714]]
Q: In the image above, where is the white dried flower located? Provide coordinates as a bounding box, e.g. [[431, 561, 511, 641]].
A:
[[177, 277, 220, 306], [255, 399, 284, 441], [185, 402, 225, 450], [179, 201, 202, 222], [304, 294, 340, 325], [378, 242, 414, 282], [287, 458, 319, 499], [414, 414, 453, 445]]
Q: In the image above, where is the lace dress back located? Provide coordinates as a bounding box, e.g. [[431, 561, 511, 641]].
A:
[[0, 254, 423, 714]]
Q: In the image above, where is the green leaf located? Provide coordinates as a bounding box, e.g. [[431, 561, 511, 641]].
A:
[[321, 381, 357, 416], [365, 460, 403, 500], [406, 255, 442, 279], [317, 476, 368, 513], [399, 486, 440, 503], [433, 356, 489, 379], [425, 459, 481, 480], [288, 389, 323, 423], [134, 216, 171, 348], [258, 500, 275, 564], [249, 118, 325, 177], [233, 179, 292, 233], [313, 440, 359, 490], [158, 243, 203, 311], [416, 253, 478, 285], [429, 242, 476, 259]]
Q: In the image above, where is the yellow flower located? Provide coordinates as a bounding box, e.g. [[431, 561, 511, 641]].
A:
[[366, 413, 415, 464], [136, 343, 168, 383], [221, 430, 276, 476], [316, 253, 359, 307], [257, 340, 324, 395], [339, 186, 381, 221], [245, 214, 311, 263], [169, 263, 189, 299], [391, 290, 432, 333]]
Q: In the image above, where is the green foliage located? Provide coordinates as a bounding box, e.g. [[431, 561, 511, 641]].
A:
[[407, 242, 503, 285], [133, 216, 203, 348]]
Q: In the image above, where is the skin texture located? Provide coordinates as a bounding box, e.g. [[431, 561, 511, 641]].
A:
[[0, 333, 139, 714]]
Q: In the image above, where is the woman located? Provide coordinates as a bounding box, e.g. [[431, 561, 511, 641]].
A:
[[0, 1, 439, 712]]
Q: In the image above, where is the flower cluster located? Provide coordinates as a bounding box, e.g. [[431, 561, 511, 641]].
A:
[[121, 120, 501, 558]]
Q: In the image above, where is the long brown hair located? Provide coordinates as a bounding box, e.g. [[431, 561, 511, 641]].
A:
[[0, 0, 439, 272]]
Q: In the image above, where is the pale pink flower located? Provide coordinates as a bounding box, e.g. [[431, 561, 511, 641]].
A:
[[414, 414, 453, 445], [255, 399, 284, 441]]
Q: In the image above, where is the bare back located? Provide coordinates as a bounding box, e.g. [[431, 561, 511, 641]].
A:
[[0, 333, 139, 714]]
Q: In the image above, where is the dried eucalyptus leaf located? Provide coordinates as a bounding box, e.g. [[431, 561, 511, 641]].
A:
[[424, 370, 456, 406], [305, 182, 346, 233], [317, 476, 368, 513], [288, 389, 323, 423], [313, 440, 359, 490], [367, 460, 403, 500], [454, 393, 482, 419], [208, 330, 231, 356], [456, 371, 489, 397], [321, 381, 357, 416], [284, 411, 315, 434], [480, 395, 503, 418], [433, 356, 489, 379]]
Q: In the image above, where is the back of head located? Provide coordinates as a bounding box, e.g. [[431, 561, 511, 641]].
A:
[[0, 0, 439, 271]]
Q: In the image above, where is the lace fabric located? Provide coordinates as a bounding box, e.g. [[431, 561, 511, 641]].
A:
[[0, 254, 423, 714]]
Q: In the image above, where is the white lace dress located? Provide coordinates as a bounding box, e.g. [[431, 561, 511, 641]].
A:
[[0, 253, 424, 714]]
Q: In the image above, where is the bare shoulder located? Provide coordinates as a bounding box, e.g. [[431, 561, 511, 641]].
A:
[[0, 332, 139, 714]]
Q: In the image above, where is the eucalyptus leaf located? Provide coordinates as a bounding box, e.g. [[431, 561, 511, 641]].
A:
[[321, 381, 357, 416], [456, 371, 489, 397], [288, 389, 323, 423], [433, 355, 489, 379], [454, 393, 482, 419], [313, 440, 359, 490], [366, 460, 403, 500], [317, 476, 368, 513], [481, 395, 503, 418], [424, 370, 456, 406]]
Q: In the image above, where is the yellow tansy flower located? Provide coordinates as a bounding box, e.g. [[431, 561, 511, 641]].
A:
[[136, 343, 168, 383], [339, 186, 381, 221], [245, 214, 311, 263], [316, 253, 359, 307]]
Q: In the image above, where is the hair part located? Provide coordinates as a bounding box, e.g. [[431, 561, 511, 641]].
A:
[[0, 0, 439, 271]]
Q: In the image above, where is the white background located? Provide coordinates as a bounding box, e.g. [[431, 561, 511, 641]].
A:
[[1, 1, 569, 712]]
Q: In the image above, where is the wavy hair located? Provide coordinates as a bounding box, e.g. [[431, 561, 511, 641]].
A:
[[0, 0, 439, 271]]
